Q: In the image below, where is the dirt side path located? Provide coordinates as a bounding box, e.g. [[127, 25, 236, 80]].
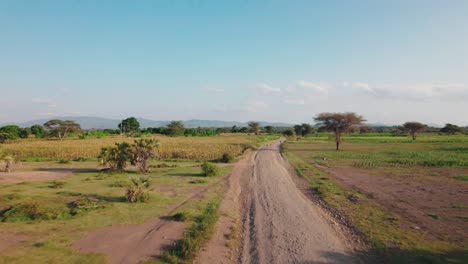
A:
[[73, 179, 226, 264], [194, 152, 253, 263]]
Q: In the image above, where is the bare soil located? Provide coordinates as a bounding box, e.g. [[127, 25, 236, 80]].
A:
[[201, 140, 361, 264], [73, 175, 230, 264], [0, 234, 27, 252], [316, 165, 468, 247]]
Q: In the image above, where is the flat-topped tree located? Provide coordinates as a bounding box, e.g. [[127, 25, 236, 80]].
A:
[[44, 119, 81, 140], [248, 121, 261, 135], [314, 112, 365, 150], [403, 122, 427, 140]]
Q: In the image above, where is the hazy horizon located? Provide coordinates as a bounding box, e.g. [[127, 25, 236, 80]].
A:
[[1, 1, 467, 126]]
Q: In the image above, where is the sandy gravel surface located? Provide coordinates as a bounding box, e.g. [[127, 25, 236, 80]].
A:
[[237, 139, 359, 264]]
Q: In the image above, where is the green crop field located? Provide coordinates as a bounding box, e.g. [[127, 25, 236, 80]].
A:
[[284, 133, 468, 264]]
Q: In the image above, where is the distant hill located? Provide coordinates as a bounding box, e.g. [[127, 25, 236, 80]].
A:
[[1, 116, 293, 129]]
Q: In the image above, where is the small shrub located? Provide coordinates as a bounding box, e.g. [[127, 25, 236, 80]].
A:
[[1, 203, 71, 222], [125, 176, 151, 203], [172, 212, 189, 222], [109, 180, 129, 187], [58, 159, 71, 164], [49, 180, 66, 189], [201, 162, 219, 177], [69, 196, 104, 215], [72, 157, 88, 162], [189, 179, 207, 184], [221, 152, 234, 163]]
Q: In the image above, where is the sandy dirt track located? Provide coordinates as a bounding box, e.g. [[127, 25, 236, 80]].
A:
[[236, 139, 359, 264]]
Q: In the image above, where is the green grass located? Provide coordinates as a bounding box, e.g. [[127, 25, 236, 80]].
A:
[[0, 160, 232, 263], [283, 134, 468, 264], [453, 175, 468, 181]]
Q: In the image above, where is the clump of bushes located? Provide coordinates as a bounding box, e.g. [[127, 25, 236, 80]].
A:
[[201, 162, 219, 177], [221, 152, 234, 163], [99, 139, 160, 174], [49, 180, 66, 189], [58, 159, 71, 164], [125, 176, 151, 203], [69, 196, 104, 215], [172, 211, 190, 222], [1, 203, 71, 222]]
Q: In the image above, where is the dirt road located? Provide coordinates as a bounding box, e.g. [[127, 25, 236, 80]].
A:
[[237, 139, 359, 264]]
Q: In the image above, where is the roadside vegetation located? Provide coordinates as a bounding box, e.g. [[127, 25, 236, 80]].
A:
[[284, 132, 468, 264], [0, 117, 274, 263]]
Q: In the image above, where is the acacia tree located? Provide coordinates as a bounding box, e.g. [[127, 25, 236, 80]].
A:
[[440, 123, 463, 134], [248, 121, 261, 135], [403, 122, 427, 140], [314, 112, 365, 150], [119, 117, 140, 134], [131, 139, 160, 174], [167, 121, 185, 136], [264, 126, 274, 134], [44, 119, 81, 140]]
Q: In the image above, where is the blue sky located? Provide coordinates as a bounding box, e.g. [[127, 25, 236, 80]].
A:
[[1, 0, 467, 125]]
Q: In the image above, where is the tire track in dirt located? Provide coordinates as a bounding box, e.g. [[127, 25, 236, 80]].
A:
[[73, 174, 229, 264], [236, 139, 360, 264]]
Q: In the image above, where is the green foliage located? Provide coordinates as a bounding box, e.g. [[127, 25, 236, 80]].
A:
[[118, 117, 140, 134], [248, 121, 261, 135], [440, 123, 464, 134], [0, 125, 20, 140], [69, 197, 104, 215], [221, 152, 234, 163], [99, 142, 132, 171], [453, 175, 468, 181], [50, 180, 66, 189], [402, 122, 427, 140], [172, 211, 190, 222], [1, 203, 71, 222], [44, 119, 82, 140], [163, 202, 219, 263], [125, 176, 151, 203], [201, 162, 219, 177], [30, 125, 45, 138], [167, 121, 185, 137], [131, 138, 160, 174]]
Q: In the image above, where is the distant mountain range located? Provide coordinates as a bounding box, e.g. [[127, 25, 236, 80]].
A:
[[0, 116, 294, 129]]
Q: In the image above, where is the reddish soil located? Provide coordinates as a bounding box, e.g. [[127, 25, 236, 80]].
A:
[[74, 175, 230, 264], [0, 234, 27, 252], [317, 165, 468, 247], [0, 171, 71, 184]]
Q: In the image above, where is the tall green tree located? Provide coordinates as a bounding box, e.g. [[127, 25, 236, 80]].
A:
[[264, 126, 275, 134], [167, 121, 185, 137], [0, 125, 20, 140], [30, 125, 45, 138], [44, 119, 82, 140], [118, 117, 140, 134], [314, 112, 365, 150]]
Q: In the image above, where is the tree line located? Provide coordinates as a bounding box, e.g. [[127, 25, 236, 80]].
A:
[[0, 115, 466, 145]]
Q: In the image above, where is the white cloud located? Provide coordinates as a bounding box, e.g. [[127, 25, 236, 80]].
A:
[[202, 88, 225, 93], [255, 83, 281, 94], [295, 80, 330, 93], [283, 99, 305, 105], [347, 82, 468, 101]]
